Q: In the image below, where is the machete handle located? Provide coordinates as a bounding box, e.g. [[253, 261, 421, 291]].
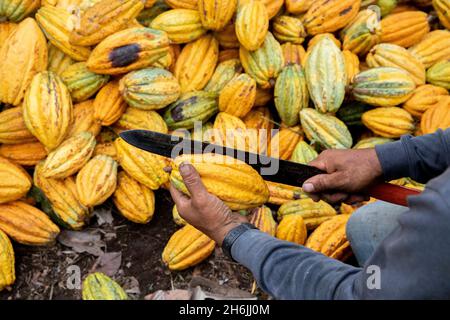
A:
[[366, 183, 421, 207]]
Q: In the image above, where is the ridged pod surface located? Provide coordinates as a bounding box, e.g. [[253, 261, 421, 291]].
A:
[[119, 68, 180, 110], [0, 156, 31, 204], [403, 84, 449, 118], [61, 62, 110, 102], [113, 171, 155, 224], [380, 11, 430, 48], [305, 214, 352, 261], [273, 15, 306, 45], [113, 107, 168, 134], [254, 0, 283, 19], [76, 155, 118, 207], [281, 43, 306, 66], [0, 22, 17, 50], [162, 224, 215, 270], [172, 205, 187, 226], [409, 30, 450, 68], [278, 198, 337, 230], [114, 137, 170, 190], [150, 9, 206, 44], [93, 142, 117, 160], [366, 44, 426, 86], [276, 214, 307, 245], [266, 181, 307, 205], [0, 107, 36, 144], [249, 206, 277, 236], [67, 100, 101, 138], [212, 112, 248, 150], [93, 81, 127, 126], [204, 59, 243, 94], [235, 0, 269, 51], [47, 44, 75, 76], [243, 107, 273, 154], [218, 49, 239, 62], [0, 230, 15, 292], [174, 35, 219, 92], [308, 33, 341, 49], [36, 6, 92, 61], [170, 153, 269, 210], [214, 24, 239, 49], [137, 0, 171, 26], [353, 136, 393, 149], [86, 27, 171, 75], [69, 0, 144, 46], [362, 107, 415, 138], [0, 18, 48, 106], [420, 97, 450, 134], [23, 71, 73, 151], [341, 8, 381, 56], [352, 67, 416, 107], [0, 201, 60, 245], [218, 74, 256, 118], [305, 37, 346, 114], [164, 91, 218, 130], [285, 0, 314, 14], [40, 132, 96, 179], [0, 141, 47, 167], [343, 50, 360, 86], [274, 64, 309, 127], [268, 125, 303, 159], [426, 60, 450, 89], [433, 0, 450, 30], [300, 108, 353, 149], [165, 0, 198, 9], [0, 0, 40, 22], [198, 0, 237, 31], [82, 273, 128, 300], [240, 32, 284, 89], [290, 141, 318, 165], [302, 0, 361, 36]]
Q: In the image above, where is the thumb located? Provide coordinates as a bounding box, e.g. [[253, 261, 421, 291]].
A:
[[302, 172, 344, 193], [179, 162, 207, 195]]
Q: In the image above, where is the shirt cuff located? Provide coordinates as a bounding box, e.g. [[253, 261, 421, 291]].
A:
[[375, 139, 410, 181]]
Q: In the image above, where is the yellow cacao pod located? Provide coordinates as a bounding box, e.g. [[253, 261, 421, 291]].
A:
[[113, 171, 155, 224], [353, 136, 393, 149], [281, 42, 306, 67], [86, 27, 171, 75], [172, 205, 187, 226], [409, 30, 450, 68], [266, 181, 307, 205], [67, 100, 102, 138], [174, 34, 219, 93], [403, 84, 449, 118], [308, 33, 341, 49], [273, 15, 306, 45], [0, 156, 31, 204], [165, 0, 198, 9], [0, 0, 40, 22], [249, 206, 277, 236], [240, 32, 284, 89], [150, 9, 206, 44], [114, 137, 170, 190], [306, 214, 352, 261], [82, 272, 128, 300], [170, 153, 269, 210], [0, 18, 48, 106], [268, 125, 303, 159], [137, 0, 171, 26], [243, 107, 273, 154], [235, 0, 269, 51], [204, 59, 243, 94], [426, 60, 450, 89], [0, 107, 36, 144], [343, 50, 360, 86], [113, 107, 168, 134], [47, 44, 75, 76], [276, 214, 307, 245], [212, 112, 248, 150], [93, 81, 127, 126], [285, 0, 314, 14], [0, 22, 17, 50], [162, 224, 215, 270], [214, 23, 239, 49], [420, 97, 450, 134], [278, 198, 337, 230], [380, 11, 430, 48], [36, 6, 92, 61], [69, 0, 145, 46], [0, 230, 15, 292], [251, 0, 283, 19], [23, 71, 73, 151], [254, 87, 272, 107], [302, 0, 361, 36], [218, 73, 256, 118], [433, 0, 450, 30], [76, 155, 118, 207], [362, 107, 415, 138], [290, 140, 318, 165], [198, 0, 237, 31], [0, 141, 47, 167], [0, 201, 60, 245], [93, 142, 117, 160]]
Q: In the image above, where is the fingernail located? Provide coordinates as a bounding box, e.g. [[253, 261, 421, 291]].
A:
[[179, 161, 192, 175], [302, 183, 315, 193], [163, 166, 172, 173]]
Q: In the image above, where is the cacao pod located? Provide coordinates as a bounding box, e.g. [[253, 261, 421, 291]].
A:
[[243, 106, 273, 154], [362, 107, 415, 138], [433, 0, 450, 30], [235, 0, 269, 51], [172, 205, 187, 226], [409, 30, 450, 68], [266, 181, 307, 205], [113, 171, 155, 224], [254, 87, 273, 107], [308, 33, 341, 49], [47, 43, 75, 76], [255, 0, 283, 19], [23, 71, 73, 151], [165, 0, 197, 10], [93, 142, 117, 160], [276, 214, 307, 245], [353, 136, 393, 149], [0, 230, 15, 292], [0, 107, 36, 144], [305, 37, 346, 113], [0, 22, 17, 50], [0, 18, 47, 106], [285, 0, 314, 14], [86, 27, 171, 75], [204, 59, 243, 94], [170, 153, 269, 210], [82, 272, 128, 300], [93, 81, 127, 126], [300, 108, 353, 149], [218, 73, 256, 118], [218, 48, 239, 62], [138, 0, 171, 26], [273, 15, 306, 45], [0, 0, 40, 22], [403, 85, 449, 118], [67, 100, 102, 138], [343, 50, 360, 86], [0, 156, 31, 204], [0, 141, 47, 167], [426, 60, 450, 89], [420, 96, 450, 134], [198, 0, 237, 31], [214, 23, 239, 49], [114, 137, 170, 189], [268, 125, 303, 159], [0, 201, 60, 245], [119, 68, 180, 110], [352, 67, 416, 107], [281, 42, 306, 66], [249, 206, 277, 236], [380, 11, 430, 48], [336, 101, 372, 127], [290, 141, 318, 165], [113, 107, 168, 134], [162, 224, 215, 270], [212, 112, 248, 150]]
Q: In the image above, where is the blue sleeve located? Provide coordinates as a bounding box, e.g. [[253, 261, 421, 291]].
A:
[[375, 129, 450, 183]]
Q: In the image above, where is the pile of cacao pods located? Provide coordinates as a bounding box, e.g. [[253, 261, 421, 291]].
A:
[[0, 0, 449, 296]]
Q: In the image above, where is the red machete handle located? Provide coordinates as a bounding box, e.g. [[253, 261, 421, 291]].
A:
[[366, 183, 421, 207]]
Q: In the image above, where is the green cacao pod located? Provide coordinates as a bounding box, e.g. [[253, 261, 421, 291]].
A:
[[290, 141, 318, 165], [204, 59, 243, 94], [0, 0, 40, 22], [362, 107, 415, 138], [426, 60, 450, 89], [0, 230, 15, 292], [336, 102, 373, 127], [82, 272, 128, 300], [47, 43, 75, 76]]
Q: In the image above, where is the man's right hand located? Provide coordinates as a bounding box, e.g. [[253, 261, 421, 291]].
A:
[[302, 148, 383, 204]]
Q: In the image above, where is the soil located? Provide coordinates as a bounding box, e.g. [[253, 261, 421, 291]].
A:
[[0, 190, 258, 300]]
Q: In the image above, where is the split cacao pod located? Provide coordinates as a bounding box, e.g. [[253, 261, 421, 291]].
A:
[[353, 137, 393, 149], [204, 59, 243, 94], [285, 0, 314, 14], [380, 11, 430, 48], [290, 141, 318, 165], [0, 201, 60, 245], [343, 50, 360, 86], [67, 100, 102, 138], [93, 81, 127, 126], [170, 153, 269, 210], [214, 23, 239, 49], [212, 112, 248, 150], [0, 141, 47, 167], [362, 107, 415, 138], [0, 156, 32, 204], [420, 97, 450, 134], [0, 107, 36, 144], [162, 224, 215, 270], [198, 0, 237, 31], [300, 108, 353, 149], [268, 125, 303, 159], [235, 0, 269, 51], [82, 273, 128, 300], [266, 181, 307, 205], [172, 205, 187, 226], [433, 0, 450, 30], [426, 60, 450, 89], [47, 44, 75, 76], [409, 30, 450, 68], [403, 85, 449, 118], [0, 230, 15, 292], [0, 0, 40, 22], [249, 206, 277, 236], [218, 73, 256, 118], [113, 107, 168, 134], [276, 214, 307, 245], [113, 171, 155, 224], [165, 0, 198, 10], [281, 42, 306, 67]]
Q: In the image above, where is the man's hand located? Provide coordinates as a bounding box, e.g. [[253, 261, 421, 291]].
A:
[[302, 149, 383, 203], [169, 162, 248, 246]]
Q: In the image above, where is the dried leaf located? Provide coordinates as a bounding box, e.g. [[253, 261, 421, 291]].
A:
[[94, 207, 114, 226], [92, 252, 122, 276], [57, 230, 105, 256]]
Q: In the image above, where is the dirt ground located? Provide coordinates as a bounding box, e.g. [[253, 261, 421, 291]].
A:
[[0, 190, 258, 300]]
